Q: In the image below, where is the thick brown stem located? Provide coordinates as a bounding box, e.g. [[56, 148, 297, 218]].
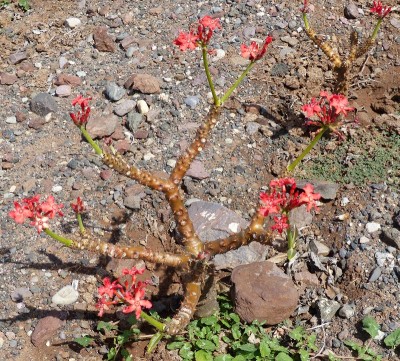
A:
[[170, 106, 221, 185], [204, 212, 271, 256], [71, 234, 190, 267], [165, 264, 205, 334], [304, 27, 342, 68]]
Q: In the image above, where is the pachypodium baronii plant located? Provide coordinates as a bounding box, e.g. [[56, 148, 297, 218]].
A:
[[9, 15, 327, 349], [301, 0, 392, 95]]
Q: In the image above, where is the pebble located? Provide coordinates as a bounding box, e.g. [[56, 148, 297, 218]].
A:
[[136, 99, 149, 114], [9, 51, 27, 64], [105, 82, 126, 102], [11, 287, 33, 302], [126, 112, 143, 132], [368, 267, 382, 282], [64, 18, 81, 28], [143, 152, 155, 161], [93, 26, 116, 52], [30, 93, 58, 116], [184, 96, 200, 109], [338, 304, 355, 319], [55, 85, 71, 97], [59, 57, 68, 69], [318, 298, 341, 322], [344, 2, 360, 19], [52, 185, 63, 193], [114, 100, 136, 116], [6, 116, 17, 124], [366, 222, 381, 233], [341, 197, 350, 206], [246, 122, 260, 135], [126, 46, 136, 58], [52, 283, 79, 305]]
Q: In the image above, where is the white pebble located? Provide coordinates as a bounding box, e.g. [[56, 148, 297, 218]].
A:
[[6, 116, 17, 124], [143, 152, 155, 161], [340, 197, 350, 206], [167, 159, 176, 167], [359, 236, 370, 244], [52, 285, 79, 305], [137, 99, 149, 114], [366, 222, 381, 233], [52, 185, 63, 193], [65, 17, 81, 28]]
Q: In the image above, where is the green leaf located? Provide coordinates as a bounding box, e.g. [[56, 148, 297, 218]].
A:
[[97, 321, 118, 332], [196, 339, 218, 351], [344, 340, 364, 354], [179, 343, 194, 359], [231, 324, 241, 340], [215, 355, 234, 361], [107, 347, 117, 361], [147, 332, 164, 354], [299, 349, 310, 361], [384, 328, 400, 348], [121, 348, 132, 361], [229, 313, 240, 323], [362, 316, 380, 338], [259, 339, 270, 357], [289, 326, 305, 342], [237, 343, 257, 353], [275, 352, 293, 361], [232, 356, 246, 361], [201, 316, 218, 326], [74, 336, 94, 347], [195, 350, 214, 361], [167, 341, 186, 350]]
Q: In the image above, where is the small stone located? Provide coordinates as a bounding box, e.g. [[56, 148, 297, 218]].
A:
[[0, 73, 18, 85], [93, 27, 116, 52], [54, 74, 82, 87], [11, 287, 33, 302], [28, 116, 45, 130], [52, 284, 79, 305], [15, 111, 27, 123], [344, 3, 360, 19], [9, 51, 27, 65], [289, 204, 313, 229], [30, 93, 58, 116], [231, 261, 299, 324], [123, 195, 142, 210], [105, 82, 126, 102], [338, 304, 355, 319], [65, 17, 81, 28], [184, 96, 200, 109], [100, 169, 113, 180], [31, 314, 65, 346], [318, 298, 341, 322], [5, 116, 17, 124], [186, 160, 210, 180], [368, 267, 382, 282], [281, 36, 299, 47], [86, 114, 119, 139], [121, 35, 136, 49], [126, 112, 143, 133], [124, 73, 161, 94], [245, 122, 260, 135], [55, 85, 71, 97], [359, 236, 370, 244], [136, 99, 149, 114], [366, 222, 381, 233], [381, 227, 400, 249], [296, 180, 339, 200], [114, 100, 136, 116], [143, 152, 155, 161], [52, 185, 62, 193]]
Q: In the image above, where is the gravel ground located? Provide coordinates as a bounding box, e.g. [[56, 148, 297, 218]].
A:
[[0, 0, 399, 360]]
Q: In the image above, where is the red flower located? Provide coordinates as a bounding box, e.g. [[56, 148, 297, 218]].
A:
[[72, 95, 92, 108], [71, 197, 85, 214], [199, 16, 221, 31], [9, 202, 33, 224], [174, 31, 199, 51], [259, 192, 282, 216], [301, 98, 321, 118], [298, 184, 321, 212], [30, 215, 50, 233], [122, 266, 145, 278], [301, 0, 309, 13], [41, 195, 64, 219], [96, 296, 115, 317], [98, 277, 123, 298], [240, 36, 273, 62], [70, 95, 92, 126], [328, 94, 354, 116], [271, 215, 289, 234], [122, 286, 152, 319], [370, 1, 392, 18]]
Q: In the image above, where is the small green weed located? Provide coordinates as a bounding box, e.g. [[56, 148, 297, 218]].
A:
[[298, 130, 400, 187], [18, 0, 29, 11]]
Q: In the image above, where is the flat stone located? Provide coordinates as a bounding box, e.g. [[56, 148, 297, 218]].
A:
[[9, 51, 27, 65], [54, 74, 82, 87], [289, 204, 313, 229], [294, 270, 319, 287], [184, 96, 200, 109], [318, 298, 340, 322], [30, 93, 58, 116], [28, 116, 45, 130], [366, 222, 381, 233], [10, 287, 33, 302], [86, 113, 119, 138], [339, 304, 355, 319], [105, 82, 126, 101], [52, 284, 79, 305], [123, 195, 142, 210], [136, 99, 149, 114], [0, 73, 18, 85], [93, 26, 116, 52], [188, 201, 248, 243], [231, 261, 299, 324], [124, 73, 161, 94], [65, 17, 81, 28], [186, 160, 210, 180], [121, 35, 136, 49], [280, 36, 299, 47], [31, 314, 65, 346], [5, 116, 17, 124], [381, 227, 400, 249], [368, 267, 382, 282], [126, 112, 143, 132], [55, 85, 71, 97], [296, 179, 339, 200], [344, 2, 360, 19], [114, 100, 136, 116]]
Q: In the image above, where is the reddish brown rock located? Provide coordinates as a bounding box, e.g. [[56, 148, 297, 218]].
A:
[[114, 139, 131, 154], [124, 73, 161, 94], [231, 261, 299, 324], [15, 111, 27, 123], [86, 113, 119, 139], [186, 160, 210, 180], [100, 169, 113, 180], [54, 74, 82, 87], [93, 27, 116, 52], [28, 116, 46, 130], [31, 314, 65, 346], [0, 73, 18, 85], [121, 35, 136, 49]]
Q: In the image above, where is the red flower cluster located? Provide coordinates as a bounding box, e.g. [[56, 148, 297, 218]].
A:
[[301, 91, 354, 137], [174, 15, 222, 51], [240, 36, 273, 62], [96, 266, 152, 319], [9, 195, 64, 233], [301, 0, 309, 13], [259, 178, 321, 233], [70, 95, 92, 126], [370, 1, 392, 19], [71, 197, 85, 214]]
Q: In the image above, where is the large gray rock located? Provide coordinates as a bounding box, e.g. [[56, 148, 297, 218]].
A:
[[231, 261, 299, 324], [296, 179, 339, 200], [30, 93, 58, 116], [381, 227, 400, 249]]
